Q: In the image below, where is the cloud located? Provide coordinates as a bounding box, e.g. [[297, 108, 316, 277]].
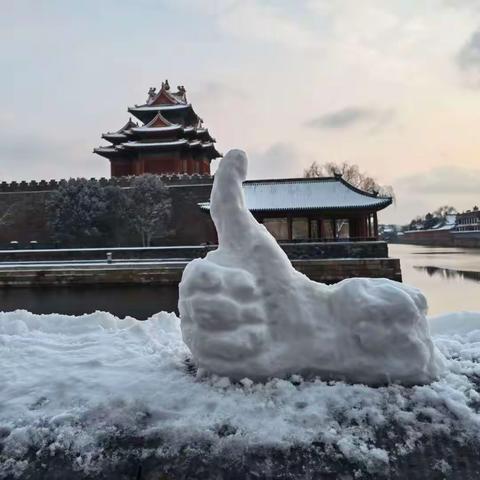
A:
[[456, 28, 480, 85], [247, 143, 309, 179], [213, 1, 317, 49], [395, 165, 480, 195], [306, 107, 395, 130], [457, 29, 480, 68]]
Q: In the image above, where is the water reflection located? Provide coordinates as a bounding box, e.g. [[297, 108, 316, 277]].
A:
[[414, 266, 480, 283], [388, 244, 480, 315]]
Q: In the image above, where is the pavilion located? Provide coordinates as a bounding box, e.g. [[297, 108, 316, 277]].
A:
[[94, 81, 221, 177], [199, 176, 392, 242]]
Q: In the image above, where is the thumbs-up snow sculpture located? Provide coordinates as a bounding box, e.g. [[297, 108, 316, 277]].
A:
[[179, 150, 443, 385]]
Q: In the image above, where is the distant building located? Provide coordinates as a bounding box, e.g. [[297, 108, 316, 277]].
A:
[[400, 208, 480, 248], [455, 207, 480, 232], [94, 81, 221, 177]]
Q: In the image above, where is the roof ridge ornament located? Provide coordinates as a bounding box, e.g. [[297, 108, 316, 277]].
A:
[[162, 79, 170, 91], [177, 85, 187, 100], [147, 87, 157, 103]]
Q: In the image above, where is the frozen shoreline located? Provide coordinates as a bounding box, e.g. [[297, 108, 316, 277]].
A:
[[1, 309, 480, 479]]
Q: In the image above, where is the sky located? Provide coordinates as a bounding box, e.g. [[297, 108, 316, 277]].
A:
[[1, 0, 480, 224]]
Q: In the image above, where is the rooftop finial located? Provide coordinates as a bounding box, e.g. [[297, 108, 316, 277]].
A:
[[147, 87, 157, 103], [162, 79, 170, 90]]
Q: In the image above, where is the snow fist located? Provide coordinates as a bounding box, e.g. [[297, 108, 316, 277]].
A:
[[179, 150, 444, 385]]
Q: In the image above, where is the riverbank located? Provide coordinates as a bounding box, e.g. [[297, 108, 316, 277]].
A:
[[397, 230, 480, 248]]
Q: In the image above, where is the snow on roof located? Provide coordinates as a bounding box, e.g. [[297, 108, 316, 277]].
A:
[[102, 133, 127, 139], [93, 147, 118, 153], [129, 104, 192, 112], [131, 125, 182, 133], [123, 140, 188, 148], [200, 178, 392, 212]]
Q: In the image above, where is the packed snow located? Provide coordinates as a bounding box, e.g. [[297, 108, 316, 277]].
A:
[[1, 309, 480, 477], [179, 150, 443, 385]]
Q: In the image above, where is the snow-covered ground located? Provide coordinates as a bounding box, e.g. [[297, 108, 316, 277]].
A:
[[1, 309, 480, 478]]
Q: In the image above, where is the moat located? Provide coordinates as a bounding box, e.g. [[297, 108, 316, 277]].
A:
[[389, 244, 480, 315]]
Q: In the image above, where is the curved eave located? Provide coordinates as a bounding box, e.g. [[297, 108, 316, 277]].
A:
[[93, 147, 130, 159], [204, 145, 221, 158], [197, 129, 215, 142], [198, 199, 391, 212], [101, 133, 128, 144]]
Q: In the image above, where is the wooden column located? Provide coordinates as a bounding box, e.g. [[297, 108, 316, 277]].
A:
[[287, 216, 293, 241], [373, 211, 379, 240], [360, 215, 368, 240]]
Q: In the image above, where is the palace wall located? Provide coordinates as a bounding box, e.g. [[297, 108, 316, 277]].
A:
[[0, 175, 215, 248], [398, 229, 480, 248]]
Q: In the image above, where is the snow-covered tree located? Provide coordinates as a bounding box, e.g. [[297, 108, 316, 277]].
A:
[[304, 161, 395, 198], [127, 174, 172, 247], [47, 179, 124, 246]]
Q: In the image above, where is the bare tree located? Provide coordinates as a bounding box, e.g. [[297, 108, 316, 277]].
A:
[[127, 174, 172, 247], [0, 203, 15, 226], [304, 161, 395, 198]]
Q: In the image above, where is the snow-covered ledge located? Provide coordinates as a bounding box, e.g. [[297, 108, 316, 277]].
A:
[[179, 150, 444, 385]]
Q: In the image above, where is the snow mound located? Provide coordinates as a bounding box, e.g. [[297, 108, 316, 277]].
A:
[[1, 310, 479, 478], [179, 150, 443, 385], [430, 311, 480, 336]]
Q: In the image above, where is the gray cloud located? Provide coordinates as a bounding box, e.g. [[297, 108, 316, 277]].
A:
[[395, 165, 480, 195], [457, 30, 480, 70], [455, 29, 480, 86], [247, 143, 305, 179], [306, 107, 395, 130]]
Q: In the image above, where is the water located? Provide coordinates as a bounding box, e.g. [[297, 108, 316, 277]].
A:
[[389, 244, 480, 316]]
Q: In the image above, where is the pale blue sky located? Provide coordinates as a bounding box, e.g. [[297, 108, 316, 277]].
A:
[[1, 0, 480, 223]]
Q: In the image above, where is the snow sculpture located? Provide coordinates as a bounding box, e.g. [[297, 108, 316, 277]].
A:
[[179, 150, 443, 385]]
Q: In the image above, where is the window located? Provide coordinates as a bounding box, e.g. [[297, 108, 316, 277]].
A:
[[263, 218, 288, 240], [321, 219, 334, 239], [292, 218, 309, 240], [336, 219, 350, 239]]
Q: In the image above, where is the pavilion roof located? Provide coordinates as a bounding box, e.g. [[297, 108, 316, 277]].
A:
[[101, 118, 138, 142], [95, 82, 218, 161], [199, 177, 392, 212]]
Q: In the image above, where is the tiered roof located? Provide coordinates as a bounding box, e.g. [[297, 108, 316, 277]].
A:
[[94, 80, 220, 164]]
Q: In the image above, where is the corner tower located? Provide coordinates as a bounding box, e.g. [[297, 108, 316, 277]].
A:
[[94, 81, 221, 177]]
